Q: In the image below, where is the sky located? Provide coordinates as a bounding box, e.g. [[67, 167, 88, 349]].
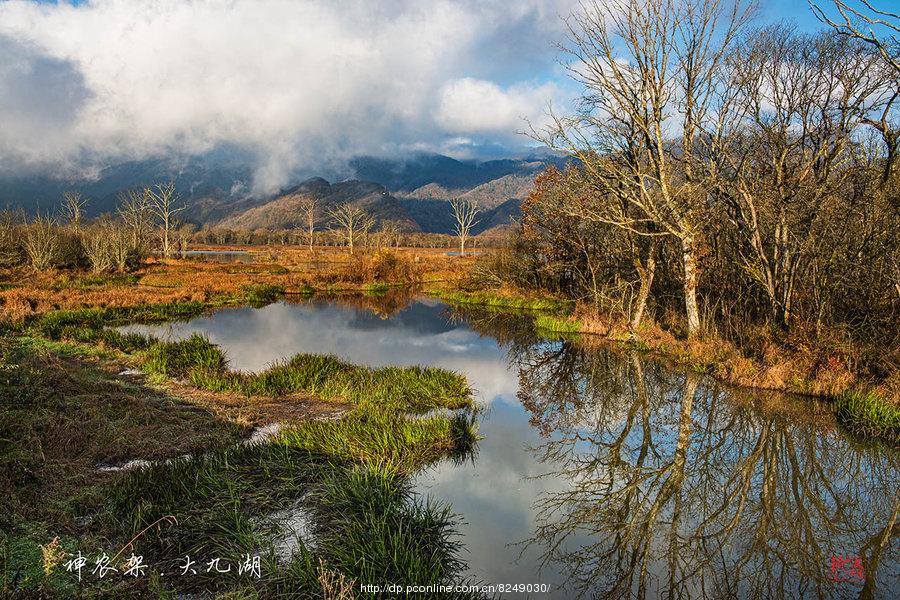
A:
[[0, 0, 848, 193]]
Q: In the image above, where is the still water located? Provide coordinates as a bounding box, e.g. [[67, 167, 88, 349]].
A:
[[123, 297, 899, 599]]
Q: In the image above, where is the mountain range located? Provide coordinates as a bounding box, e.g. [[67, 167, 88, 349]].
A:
[[0, 151, 565, 235]]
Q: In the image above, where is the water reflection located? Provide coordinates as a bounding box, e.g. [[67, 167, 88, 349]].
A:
[[516, 340, 899, 599], [121, 296, 899, 598]]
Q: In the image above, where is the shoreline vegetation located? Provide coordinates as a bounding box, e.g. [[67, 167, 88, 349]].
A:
[[431, 286, 899, 445], [0, 245, 895, 443]]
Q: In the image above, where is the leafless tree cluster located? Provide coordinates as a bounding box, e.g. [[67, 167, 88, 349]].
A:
[[327, 204, 375, 254], [0, 181, 190, 273], [512, 0, 899, 348]]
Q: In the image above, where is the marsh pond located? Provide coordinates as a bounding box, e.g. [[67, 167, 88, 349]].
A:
[[123, 296, 900, 599]]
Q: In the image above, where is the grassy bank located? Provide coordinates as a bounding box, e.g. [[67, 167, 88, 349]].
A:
[[1, 291, 483, 597], [429, 289, 573, 314], [834, 390, 900, 444], [144, 334, 472, 413]]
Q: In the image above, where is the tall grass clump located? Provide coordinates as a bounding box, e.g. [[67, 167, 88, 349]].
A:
[[161, 347, 472, 412], [295, 464, 483, 599], [243, 283, 285, 306], [143, 334, 228, 378], [278, 410, 478, 472], [834, 389, 900, 444], [534, 314, 582, 335], [30, 301, 207, 339]]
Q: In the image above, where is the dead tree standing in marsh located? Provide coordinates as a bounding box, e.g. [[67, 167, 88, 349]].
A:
[[117, 188, 153, 253], [450, 197, 480, 257], [297, 196, 319, 251], [62, 191, 88, 232], [328, 204, 374, 255], [147, 182, 186, 259]]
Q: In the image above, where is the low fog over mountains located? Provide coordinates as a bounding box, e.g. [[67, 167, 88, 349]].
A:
[[0, 151, 565, 236]]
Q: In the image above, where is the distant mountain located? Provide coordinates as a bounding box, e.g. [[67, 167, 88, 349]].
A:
[[0, 149, 254, 218], [216, 178, 419, 232], [397, 196, 522, 236], [349, 153, 562, 192], [0, 150, 564, 235]]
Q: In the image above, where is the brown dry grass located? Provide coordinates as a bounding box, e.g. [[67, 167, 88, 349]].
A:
[[575, 308, 898, 407], [1, 341, 244, 526], [0, 245, 472, 323]]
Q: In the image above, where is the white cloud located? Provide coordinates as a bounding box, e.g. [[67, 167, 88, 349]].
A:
[[435, 77, 564, 135], [0, 0, 576, 192]]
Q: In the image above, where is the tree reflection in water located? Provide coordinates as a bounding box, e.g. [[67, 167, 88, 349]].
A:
[[514, 340, 899, 599]]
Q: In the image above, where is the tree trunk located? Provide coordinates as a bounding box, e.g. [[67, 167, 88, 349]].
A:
[[682, 238, 701, 339], [460, 235, 466, 257], [162, 220, 170, 259], [630, 241, 657, 331]]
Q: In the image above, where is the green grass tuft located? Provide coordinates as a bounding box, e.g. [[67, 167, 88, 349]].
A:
[[534, 314, 582, 334], [29, 301, 207, 339], [143, 334, 229, 378], [242, 283, 285, 306], [431, 289, 573, 314], [834, 389, 900, 444], [363, 282, 391, 296], [279, 410, 478, 472]]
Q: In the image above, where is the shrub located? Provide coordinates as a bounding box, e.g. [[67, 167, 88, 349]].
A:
[[22, 215, 59, 271]]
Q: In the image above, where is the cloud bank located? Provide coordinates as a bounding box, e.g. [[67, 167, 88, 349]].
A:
[[0, 0, 576, 193]]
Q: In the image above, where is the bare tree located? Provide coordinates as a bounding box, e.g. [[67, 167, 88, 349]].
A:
[[810, 0, 900, 74], [61, 191, 88, 232], [328, 204, 374, 254], [109, 221, 132, 272], [296, 196, 319, 251], [147, 183, 186, 258], [720, 27, 894, 326], [82, 219, 114, 273], [117, 188, 152, 252], [541, 0, 754, 338], [450, 198, 480, 256], [23, 213, 58, 271]]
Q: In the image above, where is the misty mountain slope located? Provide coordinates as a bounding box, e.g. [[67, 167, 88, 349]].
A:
[[0, 151, 561, 234], [404, 173, 534, 209], [215, 178, 420, 231], [350, 153, 560, 193], [0, 151, 254, 218]]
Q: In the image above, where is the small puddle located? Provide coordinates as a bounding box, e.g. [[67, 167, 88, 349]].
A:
[[268, 502, 318, 561]]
